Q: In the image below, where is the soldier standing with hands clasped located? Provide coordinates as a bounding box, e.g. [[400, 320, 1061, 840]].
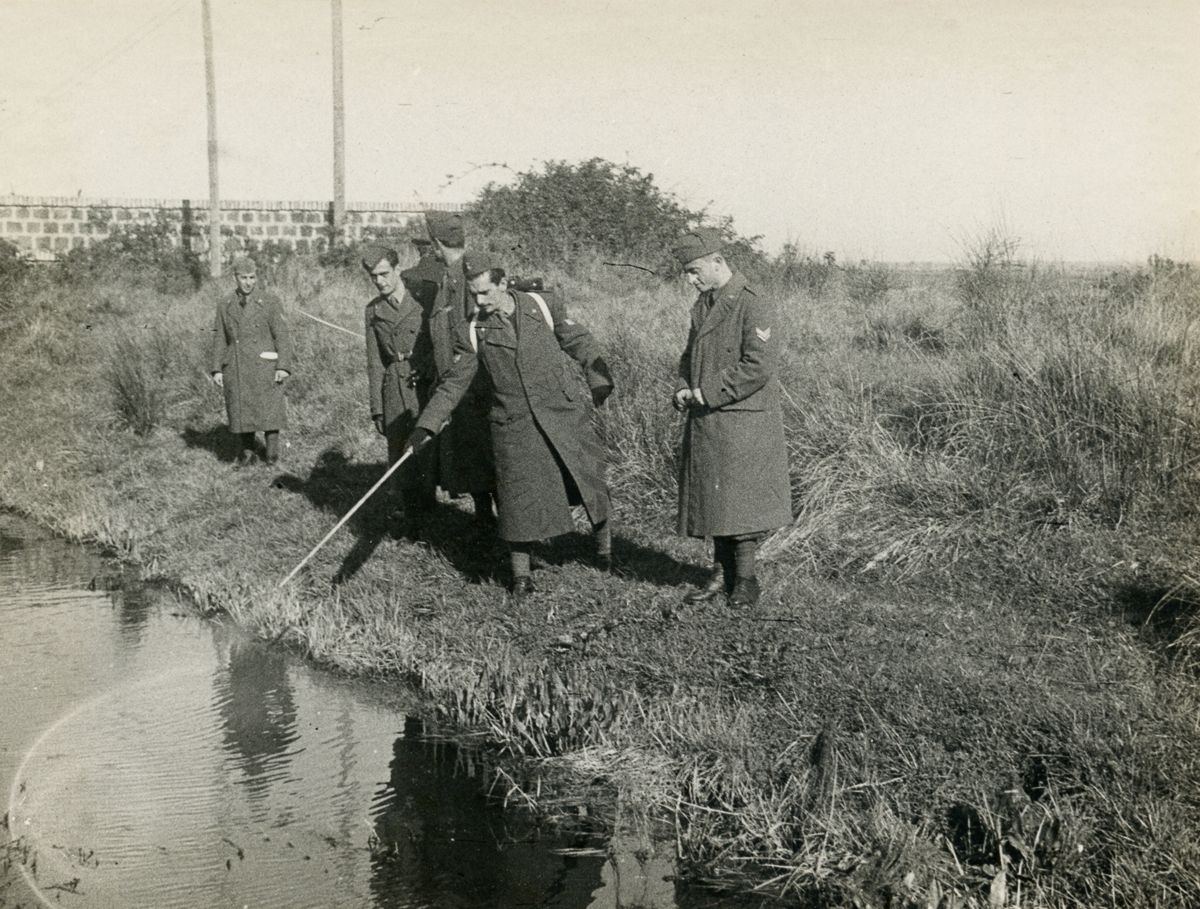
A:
[[362, 244, 434, 532], [209, 255, 293, 467], [671, 228, 792, 607]]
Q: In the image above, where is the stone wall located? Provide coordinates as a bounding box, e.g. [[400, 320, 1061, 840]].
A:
[[0, 194, 464, 262]]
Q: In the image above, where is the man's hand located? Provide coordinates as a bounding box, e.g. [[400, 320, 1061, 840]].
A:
[[373, 415, 386, 436], [690, 387, 706, 407], [591, 385, 612, 408], [274, 369, 289, 384], [672, 388, 692, 412], [402, 427, 434, 458], [211, 371, 224, 388]]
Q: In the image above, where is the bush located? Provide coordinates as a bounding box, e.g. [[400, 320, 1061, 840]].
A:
[[59, 217, 203, 293], [0, 238, 31, 306], [471, 157, 764, 276]]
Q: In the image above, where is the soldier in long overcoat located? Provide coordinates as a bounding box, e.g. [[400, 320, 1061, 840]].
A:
[[422, 211, 497, 525], [671, 228, 792, 607], [209, 256, 293, 466], [362, 245, 434, 526], [405, 255, 614, 598]]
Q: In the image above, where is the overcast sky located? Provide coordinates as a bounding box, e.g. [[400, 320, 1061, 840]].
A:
[[1, 0, 1196, 262]]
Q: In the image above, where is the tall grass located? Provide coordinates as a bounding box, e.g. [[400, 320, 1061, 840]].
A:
[[2, 246, 1199, 906]]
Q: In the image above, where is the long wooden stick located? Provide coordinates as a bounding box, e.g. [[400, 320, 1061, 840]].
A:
[[278, 447, 415, 587], [300, 309, 364, 339]]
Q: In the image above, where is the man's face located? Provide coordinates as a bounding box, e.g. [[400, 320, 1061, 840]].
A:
[[234, 270, 257, 295], [368, 258, 400, 297], [468, 272, 506, 313], [683, 254, 723, 292]]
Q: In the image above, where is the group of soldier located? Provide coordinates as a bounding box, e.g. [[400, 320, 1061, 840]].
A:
[[208, 213, 791, 608]]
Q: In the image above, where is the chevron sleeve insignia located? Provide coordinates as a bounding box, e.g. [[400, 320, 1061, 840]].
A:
[[755, 326, 771, 342]]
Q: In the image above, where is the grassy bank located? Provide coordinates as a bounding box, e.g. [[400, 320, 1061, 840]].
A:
[[2, 250, 1199, 907]]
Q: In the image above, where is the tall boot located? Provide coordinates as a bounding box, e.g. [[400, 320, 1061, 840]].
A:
[[684, 538, 734, 604], [728, 536, 761, 607], [264, 431, 280, 465], [236, 432, 257, 467]]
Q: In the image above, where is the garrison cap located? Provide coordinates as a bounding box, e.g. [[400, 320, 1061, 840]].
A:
[[462, 252, 501, 279], [425, 210, 465, 246], [410, 235, 433, 249], [360, 244, 397, 270], [671, 227, 724, 266], [401, 254, 444, 290], [231, 255, 257, 274]]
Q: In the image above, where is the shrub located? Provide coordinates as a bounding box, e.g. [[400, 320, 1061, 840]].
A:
[[104, 327, 182, 435], [471, 158, 764, 276], [59, 217, 203, 293]]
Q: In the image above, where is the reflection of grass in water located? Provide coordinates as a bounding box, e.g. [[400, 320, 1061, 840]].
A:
[[0, 255, 1198, 906]]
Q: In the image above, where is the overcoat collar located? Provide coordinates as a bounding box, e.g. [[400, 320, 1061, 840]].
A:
[[227, 290, 265, 325], [369, 293, 411, 326], [695, 271, 747, 339]]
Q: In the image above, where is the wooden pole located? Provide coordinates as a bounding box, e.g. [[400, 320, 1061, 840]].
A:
[[278, 447, 417, 587], [331, 0, 346, 245], [201, 0, 221, 277]]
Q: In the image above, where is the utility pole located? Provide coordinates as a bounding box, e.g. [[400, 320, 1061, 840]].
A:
[[202, 0, 221, 277], [331, 0, 346, 244]]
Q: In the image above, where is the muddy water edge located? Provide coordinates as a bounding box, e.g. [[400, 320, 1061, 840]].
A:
[[0, 512, 747, 909]]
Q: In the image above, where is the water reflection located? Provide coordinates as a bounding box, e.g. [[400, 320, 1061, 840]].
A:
[[369, 717, 605, 908], [3, 512, 749, 908], [212, 630, 301, 802]]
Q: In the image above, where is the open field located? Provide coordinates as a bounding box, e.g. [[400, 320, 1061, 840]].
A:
[[1, 246, 1199, 906]]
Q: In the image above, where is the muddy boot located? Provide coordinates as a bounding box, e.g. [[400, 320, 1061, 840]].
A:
[[264, 431, 280, 465], [684, 538, 734, 604], [235, 433, 257, 468], [727, 577, 761, 608], [684, 570, 728, 604]]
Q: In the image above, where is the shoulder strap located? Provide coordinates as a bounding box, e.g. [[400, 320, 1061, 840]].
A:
[[469, 291, 554, 352], [526, 292, 554, 329]]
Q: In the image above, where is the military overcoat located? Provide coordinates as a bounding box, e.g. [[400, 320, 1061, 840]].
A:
[[210, 290, 293, 433], [417, 291, 613, 543], [676, 272, 792, 538], [365, 292, 434, 488], [421, 260, 495, 496]]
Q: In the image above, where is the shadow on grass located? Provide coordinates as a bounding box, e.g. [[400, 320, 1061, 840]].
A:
[[181, 423, 242, 463], [268, 448, 503, 587], [267, 447, 706, 591], [1113, 581, 1198, 656], [540, 529, 710, 589]]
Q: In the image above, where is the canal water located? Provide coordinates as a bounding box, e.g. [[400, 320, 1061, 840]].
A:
[[0, 514, 727, 909]]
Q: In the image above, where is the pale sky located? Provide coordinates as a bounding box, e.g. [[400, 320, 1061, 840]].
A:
[[1, 0, 1196, 262]]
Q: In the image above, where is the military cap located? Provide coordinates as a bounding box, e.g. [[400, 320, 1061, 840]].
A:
[[231, 255, 257, 274], [360, 244, 397, 270], [671, 227, 724, 266], [425, 210, 465, 246], [462, 252, 501, 279], [401, 254, 444, 291]]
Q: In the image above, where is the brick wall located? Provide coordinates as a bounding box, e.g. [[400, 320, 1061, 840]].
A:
[[0, 194, 464, 262]]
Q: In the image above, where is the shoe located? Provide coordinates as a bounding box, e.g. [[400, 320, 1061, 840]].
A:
[[509, 575, 535, 601], [684, 570, 728, 605], [727, 577, 761, 608], [596, 552, 613, 573], [235, 450, 257, 468]]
